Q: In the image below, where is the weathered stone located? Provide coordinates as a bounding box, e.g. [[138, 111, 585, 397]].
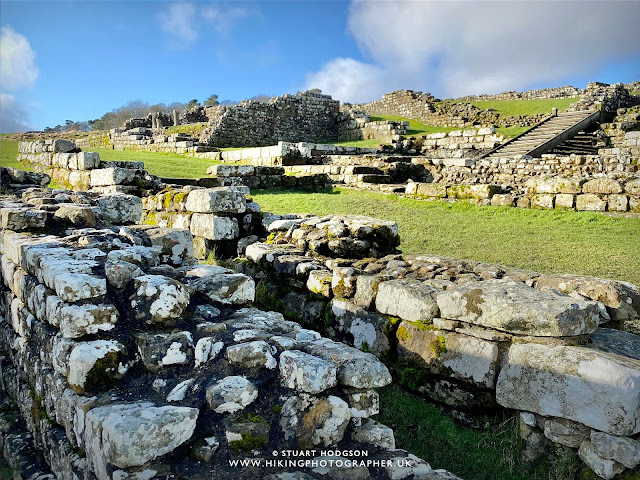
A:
[[607, 194, 629, 212], [303, 338, 392, 388], [590, 431, 640, 469], [306, 269, 333, 297], [185, 187, 246, 213], [280, 394, 351, 448], [344, 389, 379, 418], [84, 402, 198, 479], [576, 193, 607, 211], [54, 273, 106, 303], [53, 139, 76, 153], [245, 242, 304, 265], [525, 176, 584, 194], [96, 194, 143, 225], [279, 350, 338, 393], [60, 303, 119, 338], [135, 331, 194, 372], [166, 379, 195, 402], [625, 178, 640, 195], [583, 178, 623, 194], [226, 340, 277, 369], [0, 208, 47, 231], [397, 322, 499, 389], [105, 260, 143, 289], [351, 419, 395, 449], [67, 340, 127, 394], [375, 279, 440, 322], [578, 441, 625, 480], [330, 298, 390, 356], [555, 193, 575, 210], [332, 267, 358, 298], [130, 275, 190, 324], [354, 274, 390, 309], [490, 194, 514, 206], [90, 168, 135, 186], [416, 183, 448, 198], [541, 417, 590, 448], [194, 337, 224, 367], [436, 280, 599, 336], [190, 213, 239, 240], [496, 343, 640, 435], [531, 194, 554, 210], [446, 184, 499, 199], [184, 268, 255, 305], [206, 376, 258, 413], [53, 204, 97, 227]]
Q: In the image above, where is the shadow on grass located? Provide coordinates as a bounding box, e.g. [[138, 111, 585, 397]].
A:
[[251, 188, 340, 196]]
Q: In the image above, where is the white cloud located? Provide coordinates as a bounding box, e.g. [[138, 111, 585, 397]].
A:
[[0, 92, 34, 133], [307, 1, 640, 102], [305, 58, 386, 104], [157, 2, 252, 48], [0, 26, 39, 91], [201, 5, 250, 34], [156, 2, 198, 47]]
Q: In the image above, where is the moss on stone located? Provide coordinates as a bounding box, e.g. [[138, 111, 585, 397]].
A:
[[229, 433, 268, 453]]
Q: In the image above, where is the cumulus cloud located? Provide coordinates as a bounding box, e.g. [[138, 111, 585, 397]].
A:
[[306, 1, 640, 102], [157, 2, 252, 47], [305, 58, 387, 104], [157, 2, 198, 46], [0, 26, 39, 91], [0, 93, 33, 133]]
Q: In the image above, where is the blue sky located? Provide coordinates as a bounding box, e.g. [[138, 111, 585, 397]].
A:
[[1, 0, 639, 132]]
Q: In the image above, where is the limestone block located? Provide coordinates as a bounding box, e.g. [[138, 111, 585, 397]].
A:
[[142, 227, 193, 266], [396, 322, 499, 389], [582, 178, 623, 194], [185, 270, 255, 305], [607, 194, 628, 212], [226, 340, 276, 369], [190, 213, 239, 240], [576, 193, 607, 211], [53, 204, 97, 227], [303, 338, 391, 388], [496, 343, 640, 436], [54, 273, 106, 303], [245, 242, 304, 265], [541, 417, 590, 448], [130, 275, 190, 324], [68, 170, 91, 189], [437, 279, 599, 336], [578, 441, 625, 480], [207, 164, 255, 177], [90, 168, 135, 186], [555, 193, 575, 210], [194, 337, 224, 367], [624, 178, 640, 195], [344, 389, 379, 418], [67, 340, 127, 394], [53, 139, 76, 153], [105, 260, 143, 289], [375, 279, 440, 322], [279, 350, 338, 393], [96, 194, 143, 225], [446, 184, 499, 199], [84, 402, 198, 478], [75, 151, 100, 170], [306, 269, 333, 297], [330, 298, 391, 356], [135, 331, 194, 372], [351, 419, 395, 449], [59, 303, 119, 338], [280, 394, 351, 448], [332, 267, 358, 298], [491, 194, 514, 207], [630, 196, 640, 213], [1, 208, 47, 231], [590, 431, 640, 469], [416, 183, 448, 198], [531, 194, 555, 210], [185, 187, 246, 213], [525, 176, 584, 194], [206, 376, 258, 413]]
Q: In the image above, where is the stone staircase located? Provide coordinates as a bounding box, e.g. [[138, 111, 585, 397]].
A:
[[483, 110, 600, 159], [548, 130, 601, 156]]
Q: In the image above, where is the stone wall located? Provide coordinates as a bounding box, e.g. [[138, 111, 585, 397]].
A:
[[18, 140, 163, 194], [418, 127, 504, 158], [337, 111, 408, 143], [199, 91, 340, 147], [235, 213, 640, 479], [454, 85, 581, 102], [568, 82, 637, 114], [0, 182, 457, 480]]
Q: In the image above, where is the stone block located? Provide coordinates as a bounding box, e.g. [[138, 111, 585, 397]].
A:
[[531, 194, 555, 210], [60, 303, 119, 338], [583, 178, 623, 194], [525, 176, 584, 194], [96, 194, 143, 225], [185, 187, 246, 213], [135, 331, 194, 371], [279, 350, 338, 393], [206, 376, 258, 413], [0, 208, 47, 231], [416, 183, 448, 198], [90, 168, 135, 186], [130, 275, 190, 324], [375, 279, 440, 322], [607, 194, 628, 212], [555, 193, 575, 210], [190, 213, 239, 240], [53, 139, 76, 153], [446, 184, 499, 199], [576, 193, 607, 211]]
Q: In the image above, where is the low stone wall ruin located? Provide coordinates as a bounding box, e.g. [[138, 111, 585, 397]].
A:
[[232, 213, 640, 479], [337, 111, 408, 143], [0, 185, 460, 480], [454, 85, 581, 102]]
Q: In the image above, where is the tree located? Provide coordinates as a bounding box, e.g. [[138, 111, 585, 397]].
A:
[[204, 94, 219, 107], [186, 98, 200, 110]]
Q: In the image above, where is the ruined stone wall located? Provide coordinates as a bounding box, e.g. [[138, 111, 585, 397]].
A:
[[418, 127, 504, 158], [337, 111, 408, 143], [0, 183, 455, 480], [569, 82, 637, 113], [199, 91, 340, 147], [236, 214, 640, 479], [454, 85, 581, 102], [17, 140, 163, 194]]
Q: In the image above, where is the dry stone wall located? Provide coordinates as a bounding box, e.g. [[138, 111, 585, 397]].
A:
[[454, 85, 581, 102], [337, 111, 408, 143], [236, 212, 640, 479], [0, 181, 459, 480], [200, 91, 340, 147]]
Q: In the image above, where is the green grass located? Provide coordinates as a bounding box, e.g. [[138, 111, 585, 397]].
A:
[[165, 122, 208, 136], [251, 188, 640, 285], [1, 137, 20, 170], [495, 126, 531, 139], [370, 115, 461, 137], [451, 97, 579, 116], [377, 385, 585, 480]]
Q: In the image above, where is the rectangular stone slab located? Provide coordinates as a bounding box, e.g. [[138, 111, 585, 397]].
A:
[[436, 279, 599, 336], [496, 343, 640, 436]]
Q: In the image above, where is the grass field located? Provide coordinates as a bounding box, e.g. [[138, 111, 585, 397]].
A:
[[252, 188, 640, 285], [452, 97, 579, 116]]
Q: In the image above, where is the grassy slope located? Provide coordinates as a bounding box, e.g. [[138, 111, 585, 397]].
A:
[[252, 188, 640, 285], [453, 97, 579, 116]]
